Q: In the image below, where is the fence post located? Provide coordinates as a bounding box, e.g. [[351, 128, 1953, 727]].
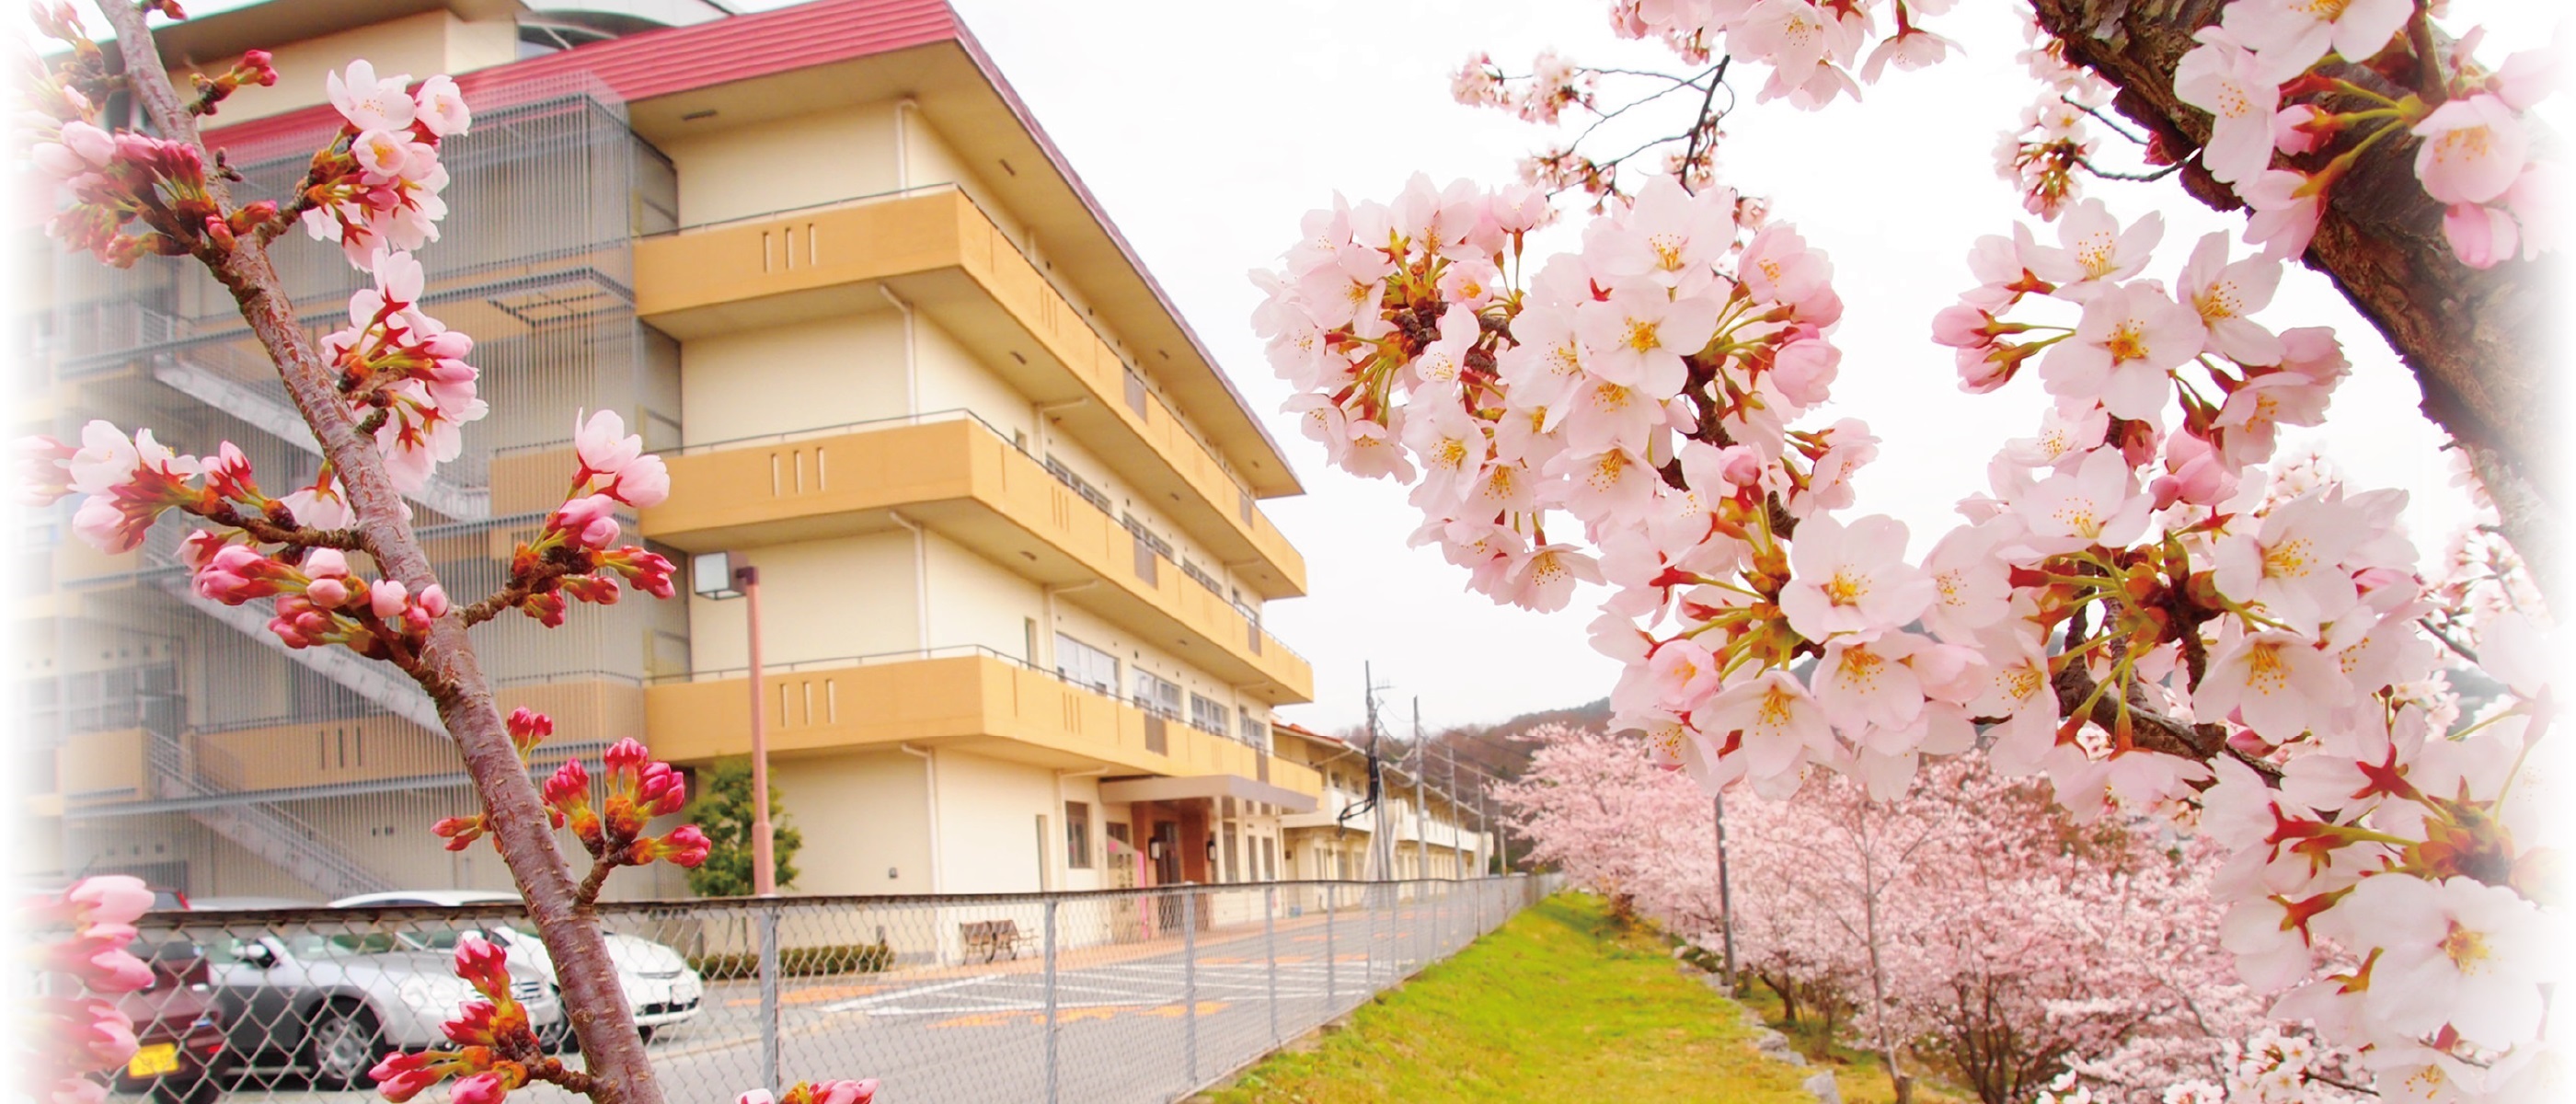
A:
[[1043, 897, 1060, 1104], [758, 903, 781, 1095], [1324, 881, 1336, 1012], [1263, 884, 1280, 1045], [1182, 890, 1199, 1088]]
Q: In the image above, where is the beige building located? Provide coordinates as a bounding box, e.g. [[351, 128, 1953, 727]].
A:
[[19, 0, 1347, 903], [1271, 723, 1494, 884]]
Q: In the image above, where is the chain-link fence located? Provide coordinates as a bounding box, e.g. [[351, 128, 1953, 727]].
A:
[[74, 875, 1561, 1104]]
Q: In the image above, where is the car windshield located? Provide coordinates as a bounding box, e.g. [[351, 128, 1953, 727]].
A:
[[397, 921, 540, 951], [204, 932, 408, 963]]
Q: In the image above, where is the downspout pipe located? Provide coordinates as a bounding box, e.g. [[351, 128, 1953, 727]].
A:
[[888, 512, 930, 652], [898, 742, 941, 893], [879, 286, 917, 417]]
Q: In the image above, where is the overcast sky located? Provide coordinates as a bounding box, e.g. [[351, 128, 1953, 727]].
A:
[[105, 0, 2569, 735], [905, 0, 2564, 733]]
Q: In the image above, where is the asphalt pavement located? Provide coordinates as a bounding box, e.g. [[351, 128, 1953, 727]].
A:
[[133, 903, 1481, 1104]]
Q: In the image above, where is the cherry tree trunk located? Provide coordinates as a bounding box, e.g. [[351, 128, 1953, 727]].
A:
[[100, 7, 665, 1102], [2026, 0, 2561, 592]]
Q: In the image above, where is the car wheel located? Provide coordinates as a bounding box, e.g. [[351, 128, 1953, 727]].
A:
[[304, 1003, 385, 1090]]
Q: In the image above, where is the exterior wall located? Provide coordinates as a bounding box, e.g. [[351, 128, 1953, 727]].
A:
[[769, 748, 934, 895], [685, 531, 920, 672], [914, 313, 1034, 443], [676, 310, 908, 446], [922, 532, 1043, 662], [927, 749, 1052, 893], [660, 101, 902, 225], [176, 12, 518, 125]]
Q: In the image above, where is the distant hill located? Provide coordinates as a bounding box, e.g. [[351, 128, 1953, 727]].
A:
[[1418, 697, 1612, 783]]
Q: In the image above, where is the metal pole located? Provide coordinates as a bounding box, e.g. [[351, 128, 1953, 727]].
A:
[[1263, 884, 1280, 1044], [742, 566, 776, 897], [1182, 890, 1198, 1087], [1446, 744, 1463, 880], [1715, 792, 1739, 988], [1324, 880, 1337, 1011], [758, 903, 780, 1094], [1043, 898, 1060, 1104]]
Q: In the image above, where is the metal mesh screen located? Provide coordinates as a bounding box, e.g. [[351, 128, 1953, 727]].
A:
[[26, 76, 686, 902], [64, 876, 1560, 1104]]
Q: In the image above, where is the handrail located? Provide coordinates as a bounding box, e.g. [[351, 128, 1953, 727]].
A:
[[635, 181, 1250, 490], [647, 643, 1294, 757], [638, 411, 1308, 669]]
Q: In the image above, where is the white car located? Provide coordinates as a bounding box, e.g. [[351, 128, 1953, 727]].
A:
[[330, 891, 705, 1042]]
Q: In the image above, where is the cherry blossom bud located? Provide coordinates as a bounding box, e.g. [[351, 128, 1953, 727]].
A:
[[201, 213, 236, 252], [548, 493, 619, 549], [739, 1092, 778, 1104], [638, 761, 686, 817], [604, 737, 649, 775], [638, 824, 712, 868], [48, 930, 154, 993], [305, 576, 351, 608], [506, 707, 552, 755], [370, 578, 408, 619], [368, 1052, 443, 1103], [419, 583, 452, 617], [449, 1071, 509, 1104], [431, 814, 486, 852], [304, 547, 351, 578], [452, 936, 511, 998], [543, 759, 592, 833]]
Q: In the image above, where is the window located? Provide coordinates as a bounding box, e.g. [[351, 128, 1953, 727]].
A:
[[1065, 801, 1092, 868], [1237, 708, 1269, 751], [1261, 836, 1277, 881], [1056, 634, 1119, 696], [1222, 825, 1239, 882], [1133, 670, 1181, 719], [1190, 693, 1227, 735]]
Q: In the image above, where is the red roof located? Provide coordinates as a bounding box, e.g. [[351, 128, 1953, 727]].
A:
[[205, 0, 962, 149]]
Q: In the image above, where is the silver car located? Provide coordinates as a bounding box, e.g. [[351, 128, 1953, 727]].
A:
[[332, 891, 705, 1043], [206, 930, 563, 1088]]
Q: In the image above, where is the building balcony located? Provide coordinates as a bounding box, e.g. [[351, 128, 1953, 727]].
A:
[[644, 650, 1322, 806], [633, 186, 1305, 600], [1281, 785, 1368, 831], [47, 679, 638, 811], [638, 414, 1313, 705]]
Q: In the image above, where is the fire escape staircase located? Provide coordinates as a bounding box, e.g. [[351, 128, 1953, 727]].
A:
[[141, 724, 391, 900]]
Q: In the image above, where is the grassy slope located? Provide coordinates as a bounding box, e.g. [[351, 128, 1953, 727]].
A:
[[1203, 892, 1924, 1104]]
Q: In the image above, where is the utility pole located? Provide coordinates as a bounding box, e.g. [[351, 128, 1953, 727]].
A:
[[1411, 698, 1428, 880], [1363, 663, 1393, 882], [1446, 742, 1464, 880]]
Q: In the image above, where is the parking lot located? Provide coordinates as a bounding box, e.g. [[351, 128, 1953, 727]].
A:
[[111, 882, 1553, 1104]]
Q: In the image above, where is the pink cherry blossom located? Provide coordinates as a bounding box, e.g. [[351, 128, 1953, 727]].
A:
[[1778, 513, 1934, 641], [2015, 447, 2153, 549], [2039, 282, 2205, 420], [327, 59, 418, 132], [2030, 200, 2163, 300], [1695, 669, 1834, 779], [2172, 29, 2291, 185], [2178, 231, 2283, 364], [2239, 168, 2326, 259], [2219, 0, 2411, 72], [2411, 95, 2531, 207], [2320, 875, 2554, 1051], [2193, 628, 2349, 743]]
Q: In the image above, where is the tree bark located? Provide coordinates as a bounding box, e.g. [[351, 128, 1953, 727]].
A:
[[2025, 0, 2561, 597], [100, 8, 664, 1103]]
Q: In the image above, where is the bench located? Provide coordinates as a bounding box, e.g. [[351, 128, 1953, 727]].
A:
[[960, 919, 1033, 963]]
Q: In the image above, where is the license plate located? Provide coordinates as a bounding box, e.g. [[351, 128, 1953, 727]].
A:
[[127, 1043, 180, 1078]]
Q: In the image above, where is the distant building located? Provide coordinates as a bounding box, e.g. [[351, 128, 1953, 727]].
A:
[[18, 0, 1327, 901], [1271, 723, 1494, 881]]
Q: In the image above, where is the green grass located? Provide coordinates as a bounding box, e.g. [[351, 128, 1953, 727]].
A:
[[1200, 892, 1897, 1104]]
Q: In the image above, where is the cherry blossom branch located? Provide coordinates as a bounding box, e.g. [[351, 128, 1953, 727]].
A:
[[90, 6, 667, 1102]]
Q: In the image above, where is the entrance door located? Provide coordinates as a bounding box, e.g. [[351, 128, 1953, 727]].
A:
[[1150, 820, 1183, 934]]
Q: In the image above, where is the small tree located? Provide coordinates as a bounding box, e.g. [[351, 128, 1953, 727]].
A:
[[682, 758, 803, 898]]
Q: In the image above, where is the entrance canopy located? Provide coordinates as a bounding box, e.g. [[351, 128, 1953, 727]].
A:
[[1099, 774, 1318, 814]]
